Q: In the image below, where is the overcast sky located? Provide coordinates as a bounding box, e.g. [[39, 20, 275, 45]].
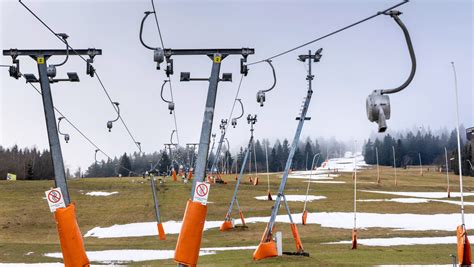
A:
[[1, 0, 472, 171]]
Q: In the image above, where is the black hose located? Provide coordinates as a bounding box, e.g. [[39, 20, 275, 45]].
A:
[[233, 99, 244, 120], [381, 12, 416, 95], [262, 60, 276, 93], [140, 11, 158, 51], [160, 80, 172, 104], [52, 38, 69, 67]]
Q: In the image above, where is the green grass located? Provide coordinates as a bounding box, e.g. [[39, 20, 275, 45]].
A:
[[0, 166, 472, 265]]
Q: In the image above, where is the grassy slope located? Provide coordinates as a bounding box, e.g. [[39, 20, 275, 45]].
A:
[[0, 166, 473, 265]]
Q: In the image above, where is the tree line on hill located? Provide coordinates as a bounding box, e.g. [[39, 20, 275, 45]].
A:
[[363, 128, 473, 176], [1, 127, 472, 179]]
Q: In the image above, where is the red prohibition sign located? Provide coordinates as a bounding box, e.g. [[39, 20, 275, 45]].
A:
[[196, 184, 208, 197], [48, 189, 62, 203]]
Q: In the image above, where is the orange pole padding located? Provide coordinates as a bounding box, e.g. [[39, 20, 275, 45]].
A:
[[220, 220, 234, 231], [188, 170, 193, 180], [249, 177, 253, 184], [235, 175, 238, 181], [457, 225, 472, 265], [290, 223, 304, 252], [302, 210, 309, 225], [54, 203, 89, 267], [174, 200, 208, 266], [157, 222, 166, 240], [267, 191, 273, 201], [253, 240, 278, 260], [253, 177, 259, 186], [239, 210, 246, 226], [351, 229, 358, 250], [448, 188, 451, 198], [172, 169, 177, 181]]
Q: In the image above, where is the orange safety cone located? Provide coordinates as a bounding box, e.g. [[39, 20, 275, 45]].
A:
[[54, 203, 90, 266], [219, 214, 234, 232], [253, 224, 278, 260], [172, 169, 177, 182], [254, 177, 259, 186], [351, 229, 358, 249], [302, 210, 308, 225], [267, 191, 273, 201], [188, 170, 193, 180], [290, 223, 304, 252], [157, 222, 166, 240], [457, 225, 472, 265]]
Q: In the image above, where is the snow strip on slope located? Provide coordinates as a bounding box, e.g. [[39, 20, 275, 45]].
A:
[[85, 191, 119, 196], [254, 195, 326, 202], [85, 212, 473, 239], [325, 236, 455, 246]]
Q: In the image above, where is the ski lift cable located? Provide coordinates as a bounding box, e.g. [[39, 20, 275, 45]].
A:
[[247, 0, 409, 66], [148, 0, 180, 145], [18, 0, 142, 152], [150, 0, 166, 49], [27, 82, 136, 175]]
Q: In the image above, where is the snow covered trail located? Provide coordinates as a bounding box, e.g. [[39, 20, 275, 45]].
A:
[[361, 190, 474, 199], [85, 212, 474, 239], [44, 246, 257, 264], [254, 195, 326, 202], [325, 236, 456, 247]]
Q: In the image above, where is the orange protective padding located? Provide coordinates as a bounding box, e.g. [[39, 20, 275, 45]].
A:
[[54, 203, 90, 267], [253, 177, 259, 186], [235, 175, 238, 181], [457, 225, 472, 265], [351, 229, 358, 250], [290, 223, 304, 252], [302, 210, 308, 225], [174, 200, 208, 266], [239, 210, 246, 226], [249, 177, 253, 183], [253, 240, 278, 261], [188, 170, 193, 180], [220, 220, 234, 231], [172, 170, 177, 181], [157, 223, 166, 240], [448, 189, 451, 198], [267, 191, 273, 201], [259, 223, 275, 243]]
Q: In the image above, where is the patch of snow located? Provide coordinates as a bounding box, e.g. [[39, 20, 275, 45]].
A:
[[24, 252, 34, 256], [362, 190, 474, 199], [288, 175, 334, 180], [358, 197, 474, 206], [85, 191, 119, 197], [306, 181, 346, 184], [0, 264, 64, 267], [85, 212, 474, 239], [325, 236, 455, 247], [44, 246, 257, 263], [254, 195, 326, 202]]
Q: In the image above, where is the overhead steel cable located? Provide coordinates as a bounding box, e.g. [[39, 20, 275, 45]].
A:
[[27, 81, 137, 175], [18, 0, 142, 151], [150, 0, 165, 50], [247, 0, 409, 66], [149, 0, 181, 145]]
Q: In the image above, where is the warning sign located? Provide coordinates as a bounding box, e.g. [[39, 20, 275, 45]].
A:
[[45, 188, 66, 212], [193, 182, 210, 205]]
